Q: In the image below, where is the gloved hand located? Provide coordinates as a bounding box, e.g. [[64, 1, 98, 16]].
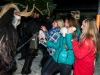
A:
[[38, 30, 45, 40], [60, 27, 67, 37], [67, 26, 76, 34]]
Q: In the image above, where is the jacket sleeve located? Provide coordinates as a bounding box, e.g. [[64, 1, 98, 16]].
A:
[[44, 31, 49, 40], [45, 36, 61, 49], [65, 33, 73, 49], [72, 38, 94, 59]]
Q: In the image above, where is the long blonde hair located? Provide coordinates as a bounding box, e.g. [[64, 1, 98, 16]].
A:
[[80, 18, 100, 53]]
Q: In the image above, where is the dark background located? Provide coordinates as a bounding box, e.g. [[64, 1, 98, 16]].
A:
[[53, 0, 98, 12], [53, 0, 99, 24], [0, 0, 99, 18], [0, 0, 99, 12]]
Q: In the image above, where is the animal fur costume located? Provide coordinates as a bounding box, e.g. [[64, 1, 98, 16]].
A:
[[0, 3, 34, 75]]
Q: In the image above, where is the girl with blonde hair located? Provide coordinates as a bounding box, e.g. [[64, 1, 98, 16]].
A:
[[72, 18, 100, 75]]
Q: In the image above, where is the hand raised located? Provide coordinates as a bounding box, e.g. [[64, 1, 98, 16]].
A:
[[41, 26, 47, 31], [67, 27, 76, 34]]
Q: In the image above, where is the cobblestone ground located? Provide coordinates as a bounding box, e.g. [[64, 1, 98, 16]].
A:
[[13, 50, 100, 75]]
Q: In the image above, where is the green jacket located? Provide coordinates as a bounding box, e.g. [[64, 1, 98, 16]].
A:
[[46, 33, 74, 65]]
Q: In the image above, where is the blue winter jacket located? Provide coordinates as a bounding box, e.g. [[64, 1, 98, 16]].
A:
[[46, 33, 74, 65]]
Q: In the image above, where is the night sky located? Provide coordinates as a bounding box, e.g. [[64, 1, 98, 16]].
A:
[[53, 0, 99, 12], [54, 0, 98, 9]]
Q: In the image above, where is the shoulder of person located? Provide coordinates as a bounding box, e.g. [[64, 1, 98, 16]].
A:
[[83, 37, 93, 46]]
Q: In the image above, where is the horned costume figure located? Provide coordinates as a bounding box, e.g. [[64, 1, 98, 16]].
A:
[[0, 3, 34, 75], [15, 2, 52, 75]]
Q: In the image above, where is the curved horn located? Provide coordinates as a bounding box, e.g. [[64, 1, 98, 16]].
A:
[[0, 3, 20, 18], [47, 2, 50, 17], [15, 4, 35, 17], [34, 6, 44, 15]]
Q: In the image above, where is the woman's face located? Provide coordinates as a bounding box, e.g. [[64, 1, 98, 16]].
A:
[[52, 21, 58, 28], [81, 20, 85, 32], [64, 19, 69, 28]]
